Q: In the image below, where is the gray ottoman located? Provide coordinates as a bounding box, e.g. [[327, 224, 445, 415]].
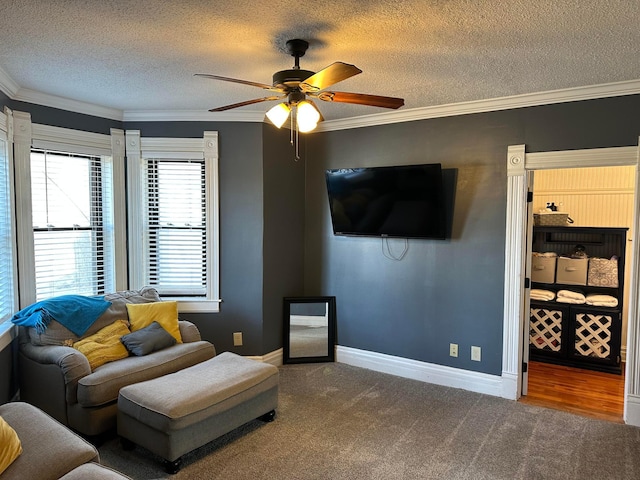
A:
[[117, 352, 279, 473]]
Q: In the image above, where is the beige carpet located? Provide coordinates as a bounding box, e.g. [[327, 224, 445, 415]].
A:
[[98, 362, 640, 479]]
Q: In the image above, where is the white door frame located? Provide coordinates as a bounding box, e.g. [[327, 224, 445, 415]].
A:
[[502, 143, 640, 426]]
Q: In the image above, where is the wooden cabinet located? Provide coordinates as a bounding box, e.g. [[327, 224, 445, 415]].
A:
[[529, 226, 627, 374]]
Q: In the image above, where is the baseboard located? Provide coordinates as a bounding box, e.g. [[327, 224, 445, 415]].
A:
[[247, 348, 283, 366], [336, 345, 506, 398], [624, 394, 640, 427]]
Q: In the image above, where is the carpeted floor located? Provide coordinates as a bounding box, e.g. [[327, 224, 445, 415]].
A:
[[98, 362, 640, 479]]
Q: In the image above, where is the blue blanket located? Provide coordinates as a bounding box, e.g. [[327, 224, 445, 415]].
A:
[[11, 295, 112, 336]]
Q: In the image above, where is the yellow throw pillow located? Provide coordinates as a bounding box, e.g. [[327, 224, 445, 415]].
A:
[[73, 319, 131, 370], [0, 416, 22, 475], [126, 301, 182, 343]]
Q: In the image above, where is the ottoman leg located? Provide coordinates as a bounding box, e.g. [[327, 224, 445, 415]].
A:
[[259, 409, 276, 422], [165, 457, 182, 474]]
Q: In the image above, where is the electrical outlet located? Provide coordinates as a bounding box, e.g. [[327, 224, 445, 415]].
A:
[[471, 346, 481, 362], [233, 332, 243, 346], [449, 343, 458, 357]]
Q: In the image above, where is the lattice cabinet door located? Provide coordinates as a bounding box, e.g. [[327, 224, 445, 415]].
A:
[[570, 306, 622, 373], [529, 302, 569, 360]]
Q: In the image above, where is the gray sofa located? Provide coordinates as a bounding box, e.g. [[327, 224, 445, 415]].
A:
[[17, 288, 216, 436], [0, 401, 131, 479]]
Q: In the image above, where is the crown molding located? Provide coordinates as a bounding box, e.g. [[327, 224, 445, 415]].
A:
[[0, 65, 20, 97], [13, 87, 124, 121], [316, 78, 640, 132], [1, 65, 639, 129], [122, 109, 265, 123]]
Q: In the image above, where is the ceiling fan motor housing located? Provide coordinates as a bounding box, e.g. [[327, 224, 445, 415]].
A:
[[272, 69, 315, 90]]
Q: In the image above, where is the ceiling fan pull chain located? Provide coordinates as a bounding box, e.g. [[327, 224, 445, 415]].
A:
[[295, 122, 300, 161]]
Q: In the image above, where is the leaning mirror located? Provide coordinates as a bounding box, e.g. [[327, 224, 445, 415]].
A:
[[283, 296, 336, 364]]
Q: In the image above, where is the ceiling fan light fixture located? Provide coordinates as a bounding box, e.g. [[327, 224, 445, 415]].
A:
[[296, 100, 320, 133], [266, 102, 291, 128]]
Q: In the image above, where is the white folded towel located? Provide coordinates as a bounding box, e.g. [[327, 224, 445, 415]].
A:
[[530, 289, 555, 301], [556, 290, 586, 304], [586, 294, 618, 307]]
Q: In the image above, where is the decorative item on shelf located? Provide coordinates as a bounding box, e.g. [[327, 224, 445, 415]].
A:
[[570, 244, 588, 258]]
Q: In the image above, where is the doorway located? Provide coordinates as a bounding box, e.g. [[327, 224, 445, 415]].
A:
[[502, 144, 640, 426]]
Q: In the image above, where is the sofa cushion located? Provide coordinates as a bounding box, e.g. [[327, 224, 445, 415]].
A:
[[59, 462, 132, 479], [73, 320, 131, 370], [0, 416, 22, 475], [121, 321, 176, 356], [28, 287, 161, 346], [77, 341, 216, 407], [126, 301, 182, 343]]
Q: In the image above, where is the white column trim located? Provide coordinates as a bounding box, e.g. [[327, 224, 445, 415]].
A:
[[110, 128, 127, 290], [125, 130, 144, 289], [502, 144, 527, 400], [624, 139, 640, 424], [203, 131, 220, 309], [12, 111, 36, 307]]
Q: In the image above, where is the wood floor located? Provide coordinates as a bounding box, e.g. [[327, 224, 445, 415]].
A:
[[519, 360, 625, 423]]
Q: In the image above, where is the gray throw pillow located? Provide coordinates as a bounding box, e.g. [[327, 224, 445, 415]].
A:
[[120, 321, 176, 356]]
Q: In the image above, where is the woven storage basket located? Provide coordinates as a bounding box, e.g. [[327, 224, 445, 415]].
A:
[[587, 257, 618, 287], [533, 212, 569, 226]]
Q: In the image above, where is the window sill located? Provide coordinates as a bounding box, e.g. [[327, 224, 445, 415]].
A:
[[0, 322, 17, 351], [173, 299, 221, 314]]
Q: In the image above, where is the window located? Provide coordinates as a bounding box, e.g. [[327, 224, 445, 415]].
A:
[[13, 114, 126, 307], [145, 158, 206, 295], [0, 110, 17, 326], [126, 131, 220, 312], [30, 149, 114, 299]]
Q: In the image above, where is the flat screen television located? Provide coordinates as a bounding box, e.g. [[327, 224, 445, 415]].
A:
[[325, 163, 446, 239]]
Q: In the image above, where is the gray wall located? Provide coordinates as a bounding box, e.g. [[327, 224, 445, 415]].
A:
[[305, 95, 640, 376], [262, 125, 306, 353], [1, 93, 639, 398]]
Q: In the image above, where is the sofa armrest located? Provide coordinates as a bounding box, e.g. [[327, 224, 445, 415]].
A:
[[178, 320, 202, 343], [0, 402, 99, 480], [19, 342, 91, 405]]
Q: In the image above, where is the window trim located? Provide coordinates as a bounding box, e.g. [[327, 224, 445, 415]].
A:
[[125, 130, 220, 313], [0, 107, 18, 339], [12, 112, 126, 307]]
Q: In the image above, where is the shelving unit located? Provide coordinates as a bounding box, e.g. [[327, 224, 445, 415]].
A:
[[529, 226, 627, 374]]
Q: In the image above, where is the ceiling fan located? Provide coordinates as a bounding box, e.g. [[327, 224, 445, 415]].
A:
[[195, 39, 404, 133]]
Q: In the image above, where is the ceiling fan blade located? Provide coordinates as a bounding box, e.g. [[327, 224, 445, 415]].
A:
[[208, 96, 286, 112], [299, 62, 362, 92], [315, 91, 404, 109], [195, 73, 283, 92]]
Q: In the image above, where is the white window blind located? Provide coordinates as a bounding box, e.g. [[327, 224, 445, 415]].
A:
[[143, 158, 207, 296], [0, 134, 16, 322], [30, 149, 115, 300]]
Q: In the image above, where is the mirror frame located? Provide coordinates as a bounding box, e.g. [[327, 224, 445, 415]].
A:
[[283, 296, 336, 364]]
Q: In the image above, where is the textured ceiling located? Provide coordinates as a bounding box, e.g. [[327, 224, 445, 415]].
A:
[[0, 0, 639, 121]]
